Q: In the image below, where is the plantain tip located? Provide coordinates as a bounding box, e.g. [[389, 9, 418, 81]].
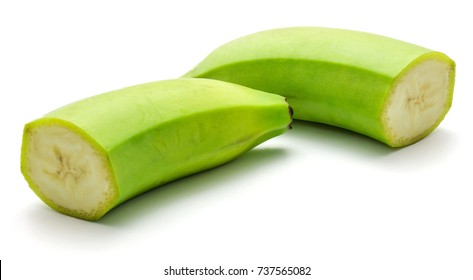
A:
[[287, 100, 294, 129]]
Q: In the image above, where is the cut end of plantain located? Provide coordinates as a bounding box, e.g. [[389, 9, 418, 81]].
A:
[[381, 53, 455, 147], [21, 120, 118, 220]]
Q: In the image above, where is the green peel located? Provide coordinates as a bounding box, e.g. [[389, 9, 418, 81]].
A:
[[21, 78, 292, 220], [184, 27, 456, 147]]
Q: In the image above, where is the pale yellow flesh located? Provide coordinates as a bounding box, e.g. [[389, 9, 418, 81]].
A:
[[26, 125, 114, 215], [382, 59, 451, 146]]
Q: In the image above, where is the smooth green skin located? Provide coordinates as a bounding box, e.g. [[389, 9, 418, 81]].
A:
[[184, 27, 455, 147], [21, 78, 292, 220]]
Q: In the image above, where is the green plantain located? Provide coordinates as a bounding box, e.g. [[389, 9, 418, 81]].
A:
[[21, 78, 292, 220], [184, 27, 456, 147]]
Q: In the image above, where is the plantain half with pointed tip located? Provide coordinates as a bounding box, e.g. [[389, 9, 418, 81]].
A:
[[21, 78, 292, 220]]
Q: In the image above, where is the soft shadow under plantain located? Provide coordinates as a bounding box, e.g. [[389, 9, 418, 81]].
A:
[[99, 147, 288, 226], [288, 120, 395, 157], [289, 119, 456, 167]]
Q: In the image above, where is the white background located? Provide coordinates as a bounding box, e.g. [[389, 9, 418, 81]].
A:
[[1, 0, 472, 279]]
